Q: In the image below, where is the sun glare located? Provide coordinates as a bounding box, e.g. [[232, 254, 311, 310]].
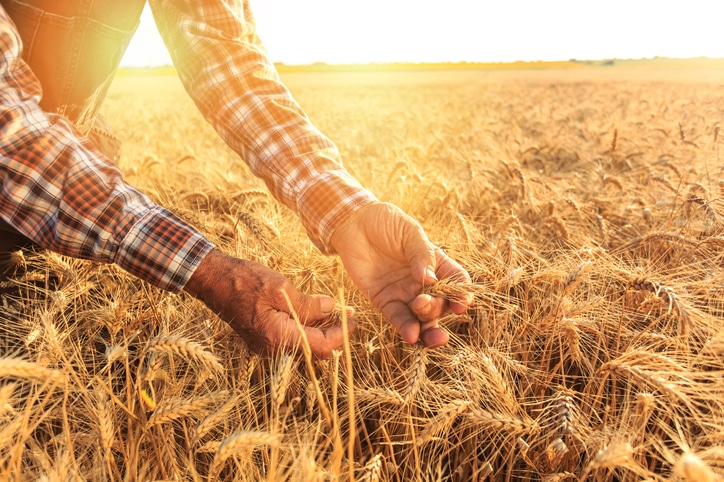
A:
[[122, 0, 724, 68]]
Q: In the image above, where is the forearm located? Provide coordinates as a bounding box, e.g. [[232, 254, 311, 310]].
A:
[[150, 0, 378, 253]]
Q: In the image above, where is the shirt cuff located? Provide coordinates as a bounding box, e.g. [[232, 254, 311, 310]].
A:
[[114, 206, 215, 292], [296, 169, 378, 254]]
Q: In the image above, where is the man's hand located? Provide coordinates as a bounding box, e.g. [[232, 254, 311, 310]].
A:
[[184, 249, 352, 358], [330, 202, 473, 348]]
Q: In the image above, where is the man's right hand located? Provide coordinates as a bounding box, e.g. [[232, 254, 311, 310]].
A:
[[183, 249, 352, 358]]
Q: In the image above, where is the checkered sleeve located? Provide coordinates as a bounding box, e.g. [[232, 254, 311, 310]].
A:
[[150, 0, 378, 253], [0, 6, 214, 292]]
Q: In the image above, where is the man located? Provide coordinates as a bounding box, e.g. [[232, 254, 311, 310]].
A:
[[0, 0, 472, 358]]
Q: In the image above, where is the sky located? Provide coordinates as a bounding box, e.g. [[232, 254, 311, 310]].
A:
[[121, 0, 724, 67]]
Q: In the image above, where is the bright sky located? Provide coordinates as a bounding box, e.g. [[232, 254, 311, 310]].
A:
[[121, 0, 724, 67]]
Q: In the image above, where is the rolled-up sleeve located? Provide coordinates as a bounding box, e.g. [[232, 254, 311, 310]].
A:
[[149, 0, 378, 253]]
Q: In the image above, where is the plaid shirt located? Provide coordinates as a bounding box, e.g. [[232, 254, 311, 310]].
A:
[[0, 0, 377, 292]]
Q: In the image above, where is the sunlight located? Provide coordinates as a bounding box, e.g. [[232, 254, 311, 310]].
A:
[[122, 0, 724, 67]]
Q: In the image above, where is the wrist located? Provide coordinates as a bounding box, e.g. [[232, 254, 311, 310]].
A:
[[184, 249, 242, 308], [329, 201, 383, 254]]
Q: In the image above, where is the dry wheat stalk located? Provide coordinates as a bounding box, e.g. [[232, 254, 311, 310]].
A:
[[674, 451, 721, 482], [147, 334, 224, 374], [358, 453, 384, 482], [0, 357, 61, 382], [595, 214, 608, 246], [271, 354, 294, 409], [561, 261, 592, 297], [0, 383, 18, 419], [476, 352, 518, 409], [600, 356, 684, 404], [192, 397, 236, 445], [580, 442, 634, 480], [210, 430, 280, 478], [147, 394, 218, 427], [601, 175, 623, 191], [552, 389, 577, 441], [542, 472, 576, 482], [416, 399, 470, 445], [181, 191, 210, 206], [498, 234, 517, 266], [93, 384, 115, 457], [626, 276, 692, 336], [465, 406, 533, 435], [609, 128, 618, 153], [402, 343, 427, 404], [546, 437, 569, 467], [235, 212, 271, 247], [559, 317, 582, 363], [355, 387, 406, 406]]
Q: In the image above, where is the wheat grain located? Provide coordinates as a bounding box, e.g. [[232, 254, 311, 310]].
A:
[[358, 454, 383, 482], [356, 387, 405, 406], [147, 394, 218, 427], [542, 472, 576, 482], [0, 357, 61, 382], [580, 442, 634, 479], [465, 406, 532, 435], [416, 399, 470, 445], [192, 397, 235, 445], [546, 437, 569, 467], [626, 276, 692, 336], [147, 334, 224, 374], [402, 343, 427, 404], [93, 385, 114, 457], [561, 261, 592, 297], [210, 430, 280, 476], [271, 354, 294, 409], [674, 451, 720, 482]]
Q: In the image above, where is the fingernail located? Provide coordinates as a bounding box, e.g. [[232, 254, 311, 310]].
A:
[[321, 297, 335, 314], [426, 267, 438, 282], [334, 304, 355, 316]]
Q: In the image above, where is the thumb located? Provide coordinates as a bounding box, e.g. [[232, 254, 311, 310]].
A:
[[287, 291, 336, 326]]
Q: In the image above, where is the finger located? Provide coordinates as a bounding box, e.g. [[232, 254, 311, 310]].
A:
[[272, 312, 357, 359], [303, 317, 358, 359], [393, 211, 436, 286], [285, 291, 336, 326], [434, 248, 471, 283], [380, 300, 421, 345], [420, 326, 449, 348], [410, 293, 449, 322], [434, 250, 475, 308]]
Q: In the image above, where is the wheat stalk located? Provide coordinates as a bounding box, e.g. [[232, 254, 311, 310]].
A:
[[209, 430, 280, 480], [416, 399, 470, 445], [674, 451, 721, 482], [147, 394, 218, 428], [356, 387, 405, 406], [0, 357, 62, 382], [358, 453, 384, 482], [147, 334, 224, 374], [402, 343, 428, 404], [580, 442, 634, 480], [271, 354, 294, 409]]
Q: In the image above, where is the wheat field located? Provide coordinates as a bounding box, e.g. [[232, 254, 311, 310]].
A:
[[1, 65, 724, 481]]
